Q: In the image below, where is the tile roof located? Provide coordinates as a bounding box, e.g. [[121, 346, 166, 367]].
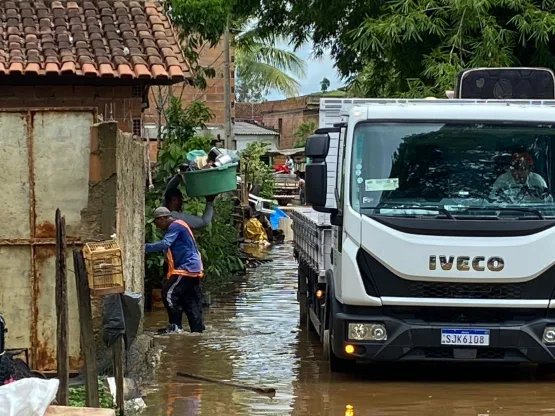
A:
[[234, 121, 279, 136], [0, 0, 188, 82]]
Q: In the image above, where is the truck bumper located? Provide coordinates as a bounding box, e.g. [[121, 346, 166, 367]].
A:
[[331, 308, 555, 363]]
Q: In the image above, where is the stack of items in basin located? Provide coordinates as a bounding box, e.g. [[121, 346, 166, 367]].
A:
[[179, 147, 239, 197]]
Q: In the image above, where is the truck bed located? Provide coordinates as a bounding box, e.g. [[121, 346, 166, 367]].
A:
[[291, 208, 332, 278]]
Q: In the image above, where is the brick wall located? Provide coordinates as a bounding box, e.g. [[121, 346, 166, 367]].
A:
[[259, 96, 320, 149], [0, 85, 142, 133], [235, 102, 263, 123], [144, 36, 235, 129], [259, 96, 319, 114]]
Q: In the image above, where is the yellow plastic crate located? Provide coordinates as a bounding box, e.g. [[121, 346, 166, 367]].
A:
[[82, 240, 125, 296]]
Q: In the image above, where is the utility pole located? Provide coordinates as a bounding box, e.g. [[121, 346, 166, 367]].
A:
[[223, 14, 233, 149]]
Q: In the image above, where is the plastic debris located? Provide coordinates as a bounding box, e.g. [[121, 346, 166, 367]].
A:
[[0, 378, 59, 416]]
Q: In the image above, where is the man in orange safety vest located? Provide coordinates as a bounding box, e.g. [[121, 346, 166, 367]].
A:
[[146, 207, 205, 334]]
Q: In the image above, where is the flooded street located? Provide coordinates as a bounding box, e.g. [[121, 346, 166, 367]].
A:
[[142, 245, 555, 415]]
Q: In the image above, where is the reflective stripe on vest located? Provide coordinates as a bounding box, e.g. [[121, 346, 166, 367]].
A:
[[165, 219, 204, 279]]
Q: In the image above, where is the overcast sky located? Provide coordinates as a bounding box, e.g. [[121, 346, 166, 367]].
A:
[[266, 41, 343, 100]]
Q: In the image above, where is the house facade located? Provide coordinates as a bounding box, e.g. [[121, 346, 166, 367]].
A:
[[142, 34, 236, 159], [0, 0, 188, 371], [234, 121, 279, 152], [236, 97, 320, 149]]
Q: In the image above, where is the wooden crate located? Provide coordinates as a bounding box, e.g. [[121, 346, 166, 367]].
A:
[[82, 240, 125, 296]]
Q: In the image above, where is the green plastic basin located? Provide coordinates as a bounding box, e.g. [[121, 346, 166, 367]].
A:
[[183, 163, 238, 197]]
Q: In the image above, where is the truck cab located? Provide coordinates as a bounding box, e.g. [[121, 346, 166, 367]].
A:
[[303, 98, 555, 371]]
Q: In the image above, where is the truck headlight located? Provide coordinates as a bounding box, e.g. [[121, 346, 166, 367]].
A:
[[543, 326, 555, 344], [347, 323, 387, 341]]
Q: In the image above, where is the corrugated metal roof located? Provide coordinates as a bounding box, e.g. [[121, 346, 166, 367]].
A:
[[266, 148, 305, 156], [234, 121, 279, 136]]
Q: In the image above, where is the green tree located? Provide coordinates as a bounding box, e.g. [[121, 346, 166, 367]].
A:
[[293, 119, 316, 148], [164, 0, 239, 88], [235, 77, 267, 102], [234, 28, 307, 98], [145, 97, 243, 292], [320, 77, 330, 93], [239, 141, 275, 200], [167, 1, 305, 98], [241, 0, 375, 77], [249, 0, 555, 97]]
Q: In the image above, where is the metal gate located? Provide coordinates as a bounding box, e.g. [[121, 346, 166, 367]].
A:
[[0, 109, 94, 371]]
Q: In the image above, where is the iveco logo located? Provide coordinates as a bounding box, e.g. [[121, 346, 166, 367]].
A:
[[429, 256, 504, 272]]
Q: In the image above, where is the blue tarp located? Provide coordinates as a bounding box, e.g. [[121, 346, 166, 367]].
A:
[[269, 207, 289, 229]]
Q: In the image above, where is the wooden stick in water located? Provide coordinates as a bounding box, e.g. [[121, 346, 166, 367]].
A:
[[55, 209, 68, 405], [176, 371, 276, 397]]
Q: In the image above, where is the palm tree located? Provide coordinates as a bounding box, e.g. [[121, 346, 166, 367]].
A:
[[233, 27, 306, 98]]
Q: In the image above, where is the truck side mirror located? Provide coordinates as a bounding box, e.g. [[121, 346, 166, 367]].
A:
[[305, 163, 327, 207], [305, 134, 330, 159]]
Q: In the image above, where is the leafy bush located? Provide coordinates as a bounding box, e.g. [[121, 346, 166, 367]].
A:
[[193, 197, 244, 283], [69, 378, 113, 409], [145, 97, 243, 292], [239, 141, 275, 200], [293, 120, 316, 149]]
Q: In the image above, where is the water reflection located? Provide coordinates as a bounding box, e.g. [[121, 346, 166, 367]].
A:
[[143, 245, 555, 416]]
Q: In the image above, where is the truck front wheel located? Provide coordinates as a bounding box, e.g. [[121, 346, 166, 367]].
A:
[[323, 328, 356, 372], [299, 294, 308, 326], [323, 295, 356, 372]]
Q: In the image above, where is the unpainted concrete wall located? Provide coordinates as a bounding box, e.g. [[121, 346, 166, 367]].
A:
[[0, 114, 145, 371], [87, 122, 146, 366], [116, 129, 146, 294], [88, 122, 146, 292]]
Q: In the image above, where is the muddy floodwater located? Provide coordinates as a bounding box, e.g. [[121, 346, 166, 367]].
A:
[[143, 245, 555, 415]]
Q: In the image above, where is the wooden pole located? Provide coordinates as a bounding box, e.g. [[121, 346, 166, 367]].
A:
[[176, 371, 276, 397], [73, 250, 100, 407], [55, 209, 68, 405], [223, 15, 233, 150], [113, 335, 125, 415]]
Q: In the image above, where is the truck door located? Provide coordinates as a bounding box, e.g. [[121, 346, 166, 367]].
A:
[[332, 124, 347, 268]]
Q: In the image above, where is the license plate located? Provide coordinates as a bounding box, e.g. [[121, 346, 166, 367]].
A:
[[441, 329, 490, 346]]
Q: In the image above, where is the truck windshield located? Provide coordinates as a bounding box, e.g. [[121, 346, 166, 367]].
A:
[[351, 122, 555, 218]]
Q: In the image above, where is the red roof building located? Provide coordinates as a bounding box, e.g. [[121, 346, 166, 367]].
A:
[[0, 0, 189, 133]]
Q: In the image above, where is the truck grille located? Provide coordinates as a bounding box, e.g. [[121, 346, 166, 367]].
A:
[[357, 249, 555, 300], [406, 281, 524, 299], [414, 348, 509, 360], [384, 306, 544, 323]]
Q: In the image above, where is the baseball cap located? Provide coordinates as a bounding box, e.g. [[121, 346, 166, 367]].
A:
[[153, 207, 171, 218]]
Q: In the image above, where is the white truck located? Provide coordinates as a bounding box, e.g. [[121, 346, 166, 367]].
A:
[[293, 92, 555, 372]]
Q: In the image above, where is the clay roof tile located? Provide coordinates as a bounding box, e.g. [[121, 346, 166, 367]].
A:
[[25, 63, 40, 75], [168, 65, 184, 81], [9, 62, 24, 75], [45, 62, 60, 75], [0, 0, 189, 83], [117, 64, 134, 78]]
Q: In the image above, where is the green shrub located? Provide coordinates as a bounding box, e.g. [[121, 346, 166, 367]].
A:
[[145, 97, 244, 292], [239, 141, 275, 200], [68, 378, 114, 409]]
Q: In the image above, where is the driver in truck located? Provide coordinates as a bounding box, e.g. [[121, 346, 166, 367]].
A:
[[489, 151, 552, 203]]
